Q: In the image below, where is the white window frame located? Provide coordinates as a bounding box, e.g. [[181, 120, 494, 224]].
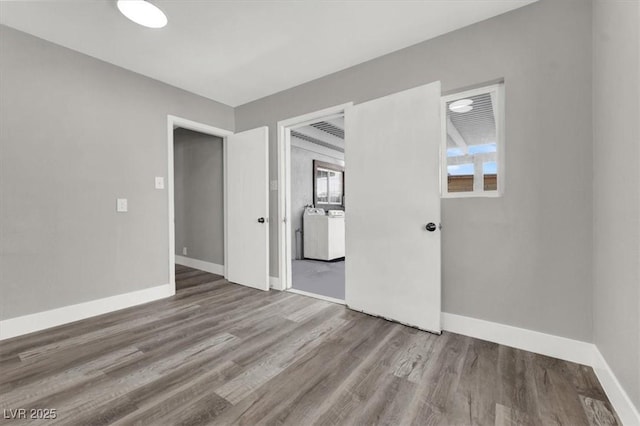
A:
[[441, 83, 505, 198]]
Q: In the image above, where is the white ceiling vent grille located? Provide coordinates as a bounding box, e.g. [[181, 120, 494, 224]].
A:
[[310, 121, 344, 139]]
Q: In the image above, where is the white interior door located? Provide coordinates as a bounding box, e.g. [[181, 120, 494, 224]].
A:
[[226, 127, 269, 291], [345, 82, 442, 332]]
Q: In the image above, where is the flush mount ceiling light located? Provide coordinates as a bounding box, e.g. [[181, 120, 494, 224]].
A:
[[117, 0, 167, 28], [449, 99, 473, 113]]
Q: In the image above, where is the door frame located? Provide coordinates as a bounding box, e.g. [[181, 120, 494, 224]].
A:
[[276, 103, 353, 291], [167, 115, 233, 294]]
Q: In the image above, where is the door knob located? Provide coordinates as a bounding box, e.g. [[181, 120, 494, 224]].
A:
[[425, 222, 437, 232], [257, 217, 266, 223]]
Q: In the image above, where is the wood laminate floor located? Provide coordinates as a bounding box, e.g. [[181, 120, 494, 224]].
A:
[[1, 265, 619, 425]]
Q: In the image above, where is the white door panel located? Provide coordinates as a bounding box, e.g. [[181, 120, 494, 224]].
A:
[[345, 82, 442, 332], [226, 127, 269, 291]]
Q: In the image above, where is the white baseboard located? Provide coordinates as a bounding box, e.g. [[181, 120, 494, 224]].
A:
[[0, 284, 173, 341], [175, 255, 224, 276], [441, 313, 595, 366], [287, 288, 345, 305], [269, 276, 281, 289], [592, 348, 640, 426], [441, 313, 640, 425]]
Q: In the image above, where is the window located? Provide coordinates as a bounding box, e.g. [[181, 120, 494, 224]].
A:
[[313, 160, 344, 207], [441, 83, 504, 197]]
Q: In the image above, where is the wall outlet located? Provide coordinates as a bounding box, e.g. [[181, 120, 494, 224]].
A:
[[116, 198, 128, 212], [155, 176, 165, 189], [182, 247, 188, 256]]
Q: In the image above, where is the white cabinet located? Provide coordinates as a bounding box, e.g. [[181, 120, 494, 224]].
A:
[[303, 209, 345, 261]]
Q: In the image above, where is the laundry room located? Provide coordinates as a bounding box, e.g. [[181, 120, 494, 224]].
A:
[[289, 117, 345, 302]]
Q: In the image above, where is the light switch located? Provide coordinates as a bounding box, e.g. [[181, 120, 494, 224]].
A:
[[155, 177, 165, 189], [116, 198, 128, 212], [270, 180, 278, 191]]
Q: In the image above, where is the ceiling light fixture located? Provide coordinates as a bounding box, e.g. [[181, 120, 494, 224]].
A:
[[449, 99, 473, 113], [117, 0, 167, 29]]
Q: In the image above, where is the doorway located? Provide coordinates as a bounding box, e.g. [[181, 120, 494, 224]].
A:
[[278, 82, 442, 332], [278, 104, 351, 303], [167, 116, 233, 293], [167, 116, 270, 293], [291, 118, 346, 302], [173, 127, 225, 288]]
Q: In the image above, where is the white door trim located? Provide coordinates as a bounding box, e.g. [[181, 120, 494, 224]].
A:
[[167, 115, 233, 293], [276, 103, 353, 291]]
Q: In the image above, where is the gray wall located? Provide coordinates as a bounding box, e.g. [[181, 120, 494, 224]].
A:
[[290, 144, 344, 258], [174, 128, 224, 266], [592, 0, 640, 408], [0, 26, 234, 320], [235, 0, 594, 341]]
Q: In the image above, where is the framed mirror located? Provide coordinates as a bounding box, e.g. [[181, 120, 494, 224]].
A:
[[313, 160, 344, 208]]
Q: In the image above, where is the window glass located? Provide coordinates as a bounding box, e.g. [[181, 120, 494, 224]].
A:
[[315, 164, 344, 206], [316, 169, 329, 203], [442, 84, 503, 196]]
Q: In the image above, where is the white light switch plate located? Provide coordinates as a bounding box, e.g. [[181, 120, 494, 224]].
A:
[[116, 198, 128, 212], [270, 180, 278, 191], [155, 177, 165, 189]]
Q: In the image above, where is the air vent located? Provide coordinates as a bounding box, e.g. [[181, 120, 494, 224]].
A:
[[310, 121, 344, 139]]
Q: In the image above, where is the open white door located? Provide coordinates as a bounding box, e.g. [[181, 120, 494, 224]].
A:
[[226, 127, 269, 291], [345, 82, 442, 332]]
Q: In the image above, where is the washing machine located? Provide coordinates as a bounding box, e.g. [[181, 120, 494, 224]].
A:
[[303, 207, 345, 261]]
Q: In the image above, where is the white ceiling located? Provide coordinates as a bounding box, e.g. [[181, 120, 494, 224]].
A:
[[0, 0, 536, 107]]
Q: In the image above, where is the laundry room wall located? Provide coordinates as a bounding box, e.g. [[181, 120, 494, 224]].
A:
[[290, 141, 344, 258]]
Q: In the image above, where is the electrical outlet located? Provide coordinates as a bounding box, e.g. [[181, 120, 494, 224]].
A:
[[182, 247, 187, 256]]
